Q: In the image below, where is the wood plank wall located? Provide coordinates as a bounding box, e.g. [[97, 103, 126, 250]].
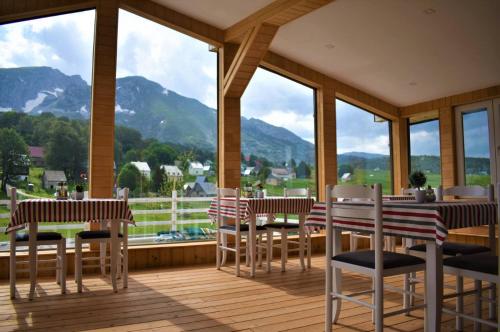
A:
[[392, 118, 409, 194]]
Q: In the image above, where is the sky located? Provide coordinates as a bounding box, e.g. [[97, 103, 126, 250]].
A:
[[409, 120, 440, 156], [0, 9, 488, 158]]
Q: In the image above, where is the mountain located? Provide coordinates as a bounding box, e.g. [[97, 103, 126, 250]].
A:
[[0, 66, 314, 164]]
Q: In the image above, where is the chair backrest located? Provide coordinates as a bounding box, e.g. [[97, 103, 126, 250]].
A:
[[284, 187, 311, 198], [325, 184, 383, 265], [216, 187, 241, 231], [117, 187, 129, 202], [438, 184, 494, 202]]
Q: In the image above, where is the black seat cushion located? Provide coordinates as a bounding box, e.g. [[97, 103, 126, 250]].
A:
[[16, 232, 63, 242], [409, 242, 490, 256], [333, 250, 425, 269], [264, 222, 300, 229], [76, 230, 123, 239], [444, 253, 498, 275], [219, 224, 266, 232]]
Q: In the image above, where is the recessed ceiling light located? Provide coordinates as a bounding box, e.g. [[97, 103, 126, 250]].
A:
[[409, 81, 417, 86], [325, 43, 335, 49], [423, 8, 436, 15]]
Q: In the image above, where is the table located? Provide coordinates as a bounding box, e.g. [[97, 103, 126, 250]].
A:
[[208, 197, 314, 276], [7, 199, 134, 297], [306, 200, 497, 332]]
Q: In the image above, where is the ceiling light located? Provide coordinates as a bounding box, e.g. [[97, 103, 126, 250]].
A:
[[325, 43, 335, 49], [409, 81, 417, 86], [423, 8, 436, 15]]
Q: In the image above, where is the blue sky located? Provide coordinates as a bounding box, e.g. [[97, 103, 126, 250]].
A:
[[409, 120, 440, 156], [1, 9, 488, 158]]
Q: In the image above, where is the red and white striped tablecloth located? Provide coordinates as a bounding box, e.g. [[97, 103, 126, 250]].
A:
[[383, 195, 416, 201], [208, 197, 315, 222], [305, 201, 497, 245], [6, 199, 134, 232]]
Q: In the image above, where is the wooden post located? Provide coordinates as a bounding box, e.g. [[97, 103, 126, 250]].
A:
[[89, 0, 119, 199], [316, 85, 337, 201], [439, 106, 457, 189], [392, 117, 409, 194]]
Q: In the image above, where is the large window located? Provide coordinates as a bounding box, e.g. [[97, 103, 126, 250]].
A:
[[114, 10, 217, 245], [409, 119, 441, 188], [336, 99, 392, 193], [0, 11, 96, 250], [240, 68, 316, 200]]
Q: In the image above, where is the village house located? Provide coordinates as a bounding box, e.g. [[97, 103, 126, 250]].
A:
[[28, 146, 45, 167], [188, 161, 204, 176], [130, 161, 151, 179], [42, 170, 67, 190], [161, 165, 183, 182]]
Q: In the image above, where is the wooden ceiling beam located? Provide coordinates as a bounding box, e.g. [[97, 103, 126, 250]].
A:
[[0, 0, 97, 24], [223, 23, 279, 98], [224, 0, 334, 43]]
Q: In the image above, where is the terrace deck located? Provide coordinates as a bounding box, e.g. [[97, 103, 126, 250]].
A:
[[0, 255, 493, 331]]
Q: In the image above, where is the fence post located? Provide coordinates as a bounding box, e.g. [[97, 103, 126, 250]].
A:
[[171, 190, 177, 232]]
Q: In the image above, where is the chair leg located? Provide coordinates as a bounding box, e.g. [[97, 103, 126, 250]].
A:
[[216, 231, 221, 269], [306, 233, 311, 269], [456, 275, 463, 331], [403, 273, 411, 315], [100, 242, 106, 276], [9, 240, 16, 299], [488, 283, 496, 320], [349, 233, 355, 252], [60, 239, 66, 294], [332, 266, 342, 323], [374, 275, 384, 332], [75, 236, 83, 293], [245, 241, 250, 267], [473, 280, 481, 332], [280, 230, 287, 272], [235, 233, 240, 277], [409, 271, 416, 306], [56, 243, 61, 285], [266, 229, 273, 273], [257, 233, 263, 268], [221, 233, 227, 266], [123, 225, 128, 289]]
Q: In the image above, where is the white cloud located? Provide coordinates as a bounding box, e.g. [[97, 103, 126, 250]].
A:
[[260, 110, 315, 143]]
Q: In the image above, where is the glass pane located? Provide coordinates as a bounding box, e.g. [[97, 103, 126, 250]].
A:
[[336, 99, 392, 194], [0, 11, 96, 250], [462, 110, 491, 185], [409, 120, 441, 188], [241, 68, 316, 199], [114, 10, 217, 245]]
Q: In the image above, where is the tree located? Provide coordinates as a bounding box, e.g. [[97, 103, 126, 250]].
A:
[[258, 166, 271, 183], [124, 149, 142, 164], [117, 163, 141, 193], [0, 128, 29, 192], [296, 161, 311, 179], [177, 150, 195, 172], [150, 165, 164, 193], [143, 142, 177, 169], [45, 122, 87, 180]]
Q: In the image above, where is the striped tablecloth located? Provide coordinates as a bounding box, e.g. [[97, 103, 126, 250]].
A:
[[305, 201, 497, 245], [383, 195, 416, 201], [208, 197, 315, 222], [6, 199, 134, 232]]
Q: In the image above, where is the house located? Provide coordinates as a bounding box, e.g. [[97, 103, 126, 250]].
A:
[[42, 170, 67, 190], [188, 161, 204, 175], [341, 172, 352, 182], [266, 168, 296, 186], [28, 146, 45, 167], [161, 165, 183, 181], [130, 161, 151, 179], [185, 181, 216, 197], [243, 167, 255, 176]]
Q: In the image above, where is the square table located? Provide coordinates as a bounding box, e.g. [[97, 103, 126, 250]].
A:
[[305, 200, 497, 332], [7, 198, 134, 298], [208, 197, 315, 276]]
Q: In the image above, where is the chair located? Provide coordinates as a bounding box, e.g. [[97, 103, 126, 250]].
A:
[[9, 187, 66, 299], [442, 253, 498, 331], [403, 185, 493, 327], [264, 188, 311, 272], [74, 188, 129, 292], [325, 184, 425, 332], [215, 188, 267, 277]]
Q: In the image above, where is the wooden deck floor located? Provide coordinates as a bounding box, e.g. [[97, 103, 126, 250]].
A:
[[0, 255, 495, 331]]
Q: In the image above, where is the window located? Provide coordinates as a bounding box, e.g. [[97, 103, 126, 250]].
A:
[[0, 10, 96, 250], [336, 99, 392, 193], [409, 119, 441, 188], [114, 10, 217, 245], [240, 68, 317, 201]]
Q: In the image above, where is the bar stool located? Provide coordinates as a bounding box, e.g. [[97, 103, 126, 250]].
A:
[[74, 188, 129, 292], [9, 187, 66, 299]]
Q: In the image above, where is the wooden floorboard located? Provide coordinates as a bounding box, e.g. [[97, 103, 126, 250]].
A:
[[0, 255, 496, 331]]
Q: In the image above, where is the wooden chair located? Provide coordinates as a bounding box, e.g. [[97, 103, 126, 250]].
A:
[[9, 187, 66, 299], [265, 188, 311, 272], [442, 253, 498, 331], [325, 184, 425, 332], [74, 188, 129, 292], [403, 185, 493, 328], [215, 188, 267, 277]]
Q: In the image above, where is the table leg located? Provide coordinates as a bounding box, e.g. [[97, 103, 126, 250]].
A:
[[298, 214, 305, 271], [123, 221, 128, 289], [487, 223, 496, 320], [425, 241, 443, 332], [28, 222, 38, 300], [250, 215, 256, 277], [110, 219, 119, 292]]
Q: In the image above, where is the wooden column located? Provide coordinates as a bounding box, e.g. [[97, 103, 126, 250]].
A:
[[392, 117, 409, 194], [316, 85, 337, 201], [439, 106, 457, 188], [89, 0, 119, 198]]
